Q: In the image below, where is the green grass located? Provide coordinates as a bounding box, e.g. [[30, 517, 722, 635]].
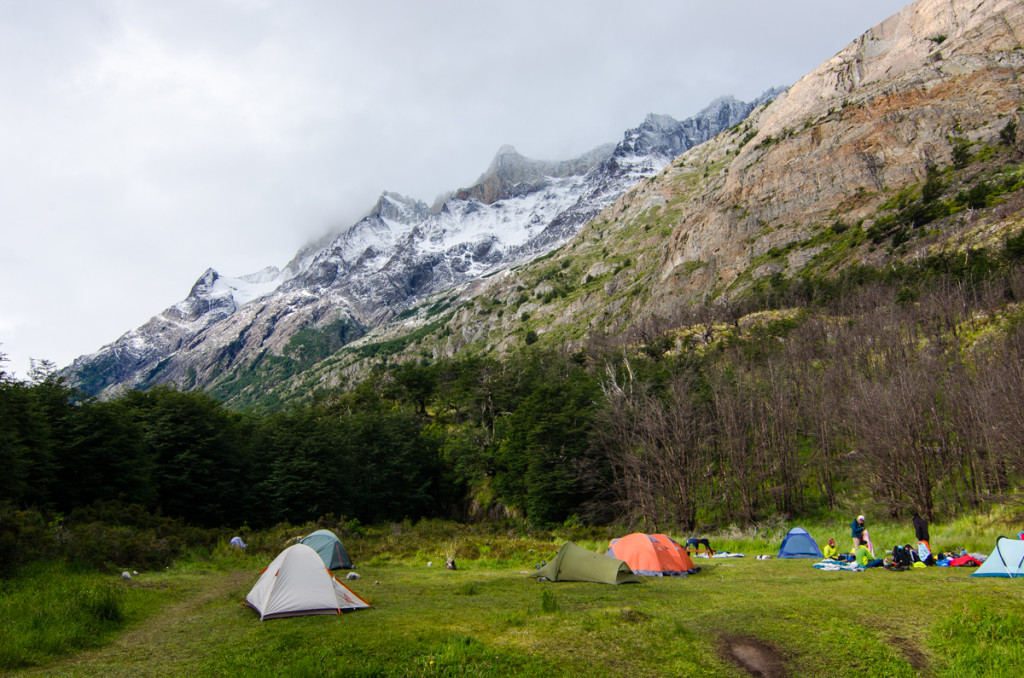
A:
[[0, 561, 175, 671], [4, 518, 1024, 676]]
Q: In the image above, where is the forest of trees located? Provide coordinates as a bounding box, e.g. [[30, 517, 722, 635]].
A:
[[3, 243, 1024, 540]]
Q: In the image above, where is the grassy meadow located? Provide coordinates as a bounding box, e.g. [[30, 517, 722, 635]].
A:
[[2, 515, 1023, 677]]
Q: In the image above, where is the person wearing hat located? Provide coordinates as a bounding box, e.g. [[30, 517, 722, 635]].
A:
[[822, 537, 841, 560], [851, 515, 867, 555]]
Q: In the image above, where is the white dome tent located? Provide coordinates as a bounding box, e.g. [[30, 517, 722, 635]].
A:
[[244, 544, 371, 620]]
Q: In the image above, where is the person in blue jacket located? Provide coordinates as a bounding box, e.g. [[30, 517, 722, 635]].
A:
[[851, 514, 867, 554]]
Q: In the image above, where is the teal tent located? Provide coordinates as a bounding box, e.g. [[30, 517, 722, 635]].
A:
[[972, 537, 1024, 578], [778, 527, 823, 559], [300, 529, 354, 570]]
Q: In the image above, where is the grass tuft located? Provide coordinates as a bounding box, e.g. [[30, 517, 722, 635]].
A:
[[539, 589, 559, 613]]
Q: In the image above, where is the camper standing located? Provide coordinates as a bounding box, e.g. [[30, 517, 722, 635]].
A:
[[851, 515, 867, 554], [912, 512, 930, 546], [912, 512, 932, 562]]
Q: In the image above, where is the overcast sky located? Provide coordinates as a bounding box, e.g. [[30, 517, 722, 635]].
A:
[[0, 0, 911, 379]]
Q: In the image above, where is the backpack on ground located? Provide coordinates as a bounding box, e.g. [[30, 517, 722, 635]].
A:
[[892, 545, 912, 568]]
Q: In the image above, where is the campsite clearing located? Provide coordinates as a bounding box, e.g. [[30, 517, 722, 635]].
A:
[[5, 545, 1023, 677]]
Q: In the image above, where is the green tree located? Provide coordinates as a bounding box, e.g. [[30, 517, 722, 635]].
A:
[[951, 137, 971, 169], [53, 400, 156, 511], [921, 164, 943, 203], [0, 364, 74, 508], [493, 353, 600, 525], [122, 388, 251, 527], [389, 361, 438, 415], [256, 407, 352, 524], [1000, 118, 1017, 147]]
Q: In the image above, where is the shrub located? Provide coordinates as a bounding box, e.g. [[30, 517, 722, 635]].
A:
[[921, 165, 944, 203], [0, 504, 52, 577], [1000, 118, 1017, 146], [952, 137, 971, 169]]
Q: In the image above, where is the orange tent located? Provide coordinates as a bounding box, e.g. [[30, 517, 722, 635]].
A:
[[606, 533, 697, 576], [650, 534, 697, 573]]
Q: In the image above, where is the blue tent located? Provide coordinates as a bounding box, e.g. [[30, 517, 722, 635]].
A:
[[778, 527, 823, 559]]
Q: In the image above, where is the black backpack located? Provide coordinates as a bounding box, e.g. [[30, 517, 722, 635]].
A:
[[892, 545, 912, 568]]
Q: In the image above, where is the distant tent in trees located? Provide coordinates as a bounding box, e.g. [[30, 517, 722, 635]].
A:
[[244, 544, 370, 620], [300, 529, 354, 570], [533, 542, 642, 584], [972, 537, 1024, 578], [778, 527, 824, 559]]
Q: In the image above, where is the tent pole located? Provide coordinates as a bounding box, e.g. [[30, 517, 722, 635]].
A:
[[996, 537, 1013, 579]]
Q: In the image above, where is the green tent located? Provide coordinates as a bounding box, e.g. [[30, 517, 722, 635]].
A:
[[299, 529, 354, 570], [532, 542, 642, 584]]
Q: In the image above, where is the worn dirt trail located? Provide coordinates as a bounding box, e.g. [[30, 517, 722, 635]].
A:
[[12, 569, 252, 677]]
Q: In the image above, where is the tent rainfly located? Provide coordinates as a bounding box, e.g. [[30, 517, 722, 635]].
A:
[[245, 544, 370, 620], [300, 529, 354, 570], [777, 527, 824, 559], [533, 542, 642, 584], [606, 533, 697, 576], [650, 534, 698, 573], [972, 537, 1024, 578]]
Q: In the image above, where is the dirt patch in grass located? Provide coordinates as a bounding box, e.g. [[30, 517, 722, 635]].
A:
[[619, 607, 651, 623], [721, 635, 787, 678], [889, 635, 929, 674]]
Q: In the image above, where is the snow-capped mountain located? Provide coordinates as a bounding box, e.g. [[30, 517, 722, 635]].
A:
[[65, 90, 781, 398]]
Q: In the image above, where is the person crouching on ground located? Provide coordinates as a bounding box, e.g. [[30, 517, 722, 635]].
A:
[[686, 537, 713, 555], [857, 542, 884, 568], [823, 538, 840, 560]]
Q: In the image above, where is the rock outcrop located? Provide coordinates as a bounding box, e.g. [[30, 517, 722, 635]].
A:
[[648, 0, 1023, 304]]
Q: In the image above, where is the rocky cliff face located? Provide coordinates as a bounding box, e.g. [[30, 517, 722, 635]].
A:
[[644, 0, 1024, 309], [376, 0, 1024, 368], [65, 93, 773, 398]]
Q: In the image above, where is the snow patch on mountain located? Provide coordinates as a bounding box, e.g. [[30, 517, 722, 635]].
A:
[[64, 89, 784, 398]]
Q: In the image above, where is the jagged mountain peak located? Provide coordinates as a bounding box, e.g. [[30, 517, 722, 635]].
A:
[[610, 88, 783, 170], [190, 267, 220, 292], [180, 265, 287, 318], [458, 142, 614, 205], [638, 112, 687, 132], [64, 89, 776, 402], [491, 144, 522, 162], [364, 191, 431, 224]]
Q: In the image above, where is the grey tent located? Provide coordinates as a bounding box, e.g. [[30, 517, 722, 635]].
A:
[[972, 537, 1024, 578], [300, 529, 354, 570], [533, 542, 642, 584], [245, 544, 369, 620]]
